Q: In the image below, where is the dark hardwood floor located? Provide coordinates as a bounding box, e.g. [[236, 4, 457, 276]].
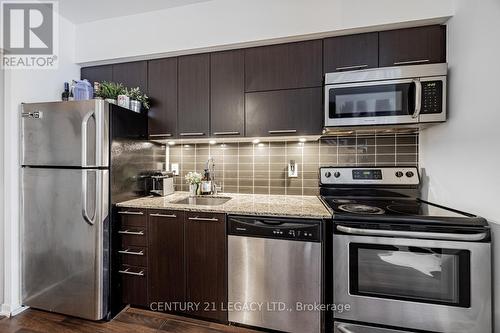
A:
[[0, 307, 262, 333]]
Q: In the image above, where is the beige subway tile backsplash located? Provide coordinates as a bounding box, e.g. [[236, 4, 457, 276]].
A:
[[168, 133, 418, 196]]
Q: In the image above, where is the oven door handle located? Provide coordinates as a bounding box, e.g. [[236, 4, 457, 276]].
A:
[[337, 325, 354, 333], [336, 225, 488, 241]]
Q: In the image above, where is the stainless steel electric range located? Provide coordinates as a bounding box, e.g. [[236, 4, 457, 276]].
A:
[[319, 166, 491, 333]]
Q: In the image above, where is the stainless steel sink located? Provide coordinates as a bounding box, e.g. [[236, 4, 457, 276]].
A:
[[172, 196, 231, 206]]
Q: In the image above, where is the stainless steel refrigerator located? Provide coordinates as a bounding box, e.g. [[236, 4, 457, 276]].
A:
[[20, 100, 152, 320]]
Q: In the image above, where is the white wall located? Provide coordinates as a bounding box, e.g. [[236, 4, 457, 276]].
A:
[[75, 0, 454, 64], [419, 0, 500, 330], [1, 15, 80, 315], [0, 63, 4, 309]]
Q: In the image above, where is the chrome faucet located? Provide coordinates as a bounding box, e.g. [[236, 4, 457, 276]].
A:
[[206, 157, 218, 195]]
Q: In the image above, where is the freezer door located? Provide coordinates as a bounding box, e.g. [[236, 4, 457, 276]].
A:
[[21, 167, 109, 320], [21, 100, 109, 167]]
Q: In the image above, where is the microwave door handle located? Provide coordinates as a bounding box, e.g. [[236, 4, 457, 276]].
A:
[[411, 79, 422, 119], [336, 225, 488, 241]]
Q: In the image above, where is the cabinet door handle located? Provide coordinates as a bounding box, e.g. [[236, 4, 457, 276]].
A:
[[213, 131, 240, 136], [149, 133, 172, 137], [118, 211, 144, 215], [335, 64, 368, 71], [118, 268, 144, 276], [394, 59, 430, 65], [268, 129, 297, 134], [118, 249, 144, 256], [179, 132, 205, 136], [150, 213, 177, 218], [188, 217, 219, 222], [118, 229, 145, 236]]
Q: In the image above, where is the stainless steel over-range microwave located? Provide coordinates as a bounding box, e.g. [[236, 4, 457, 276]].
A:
[[324, 63, 447, 127]]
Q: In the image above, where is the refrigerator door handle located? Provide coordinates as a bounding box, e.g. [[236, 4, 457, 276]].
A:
[[82, 170, 96, 225], [81, 110, 95, 167]]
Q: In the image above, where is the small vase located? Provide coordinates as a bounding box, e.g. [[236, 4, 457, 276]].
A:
[[189, 183, 198, 197], [105, 98, 116, 104], [130, 100, 141, 113]]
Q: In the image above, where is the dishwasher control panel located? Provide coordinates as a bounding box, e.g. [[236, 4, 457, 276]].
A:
[[228, 216, 322, 242]]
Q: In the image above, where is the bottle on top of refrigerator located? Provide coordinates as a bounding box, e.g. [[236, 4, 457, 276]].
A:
[[61, 82, 69, 101], [68, 80, 75, 101]]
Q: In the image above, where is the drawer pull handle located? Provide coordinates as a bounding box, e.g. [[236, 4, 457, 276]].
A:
[[118, 268, 144, 276], [118, 249, 144, 256], [188, 217, 219, 222], [149, 133, 172, 137], [179, 132, 205, 136], [150, 213, 177, 218], [393, 59, 430, 65], [213, 131, 240, 136], [118, 230, 144, 236], [118, 211, 144, 215], [268, 129, 297, 134], [335, 64, 368, 71]]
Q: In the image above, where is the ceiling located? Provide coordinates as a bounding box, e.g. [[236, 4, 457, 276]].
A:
[[58, 0, 211, 24]]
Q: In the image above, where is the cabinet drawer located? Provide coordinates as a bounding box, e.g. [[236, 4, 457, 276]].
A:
[[119, 264, 148, 307], [185, 211, 225, 223], [118, 246, 147, 267], [117, 208, 147, 228], [117, 226, 148, 247]]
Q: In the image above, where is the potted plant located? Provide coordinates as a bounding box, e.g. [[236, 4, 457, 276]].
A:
[[184, 171, 202, 196], [127, 87, 150, 113], [95, 81, 125, 104]]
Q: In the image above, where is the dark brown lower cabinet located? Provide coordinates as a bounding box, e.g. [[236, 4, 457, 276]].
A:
[[117, 208, 227, 323], [120, 264, 148, 307], [185, 212, 227, 322], [116, 208, 149, 308], [148, 210, 186, 307]]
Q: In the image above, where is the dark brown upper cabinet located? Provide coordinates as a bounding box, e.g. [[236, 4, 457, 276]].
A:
[[379, 25, 446, 67], [245, 87, 323, 137], [185, 212, 227, 323], [148, 210, 185, 306], [210, 50, 245, 137], [178, 54, 210, 138], [80, 65, 113, 84], [323, 32, 379, 72], [245, 40, 323, 92], [147, 58, 178, 139], [112, 61, 148, 92]]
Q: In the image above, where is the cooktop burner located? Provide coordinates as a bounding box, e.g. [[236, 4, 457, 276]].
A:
[[338, 203, 385, 215]]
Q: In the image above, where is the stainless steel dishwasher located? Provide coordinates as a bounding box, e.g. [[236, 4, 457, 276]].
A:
[[227, 215, 323, 333]]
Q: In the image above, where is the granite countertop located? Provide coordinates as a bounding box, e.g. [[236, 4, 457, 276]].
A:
[[116, 192, 332, 219]]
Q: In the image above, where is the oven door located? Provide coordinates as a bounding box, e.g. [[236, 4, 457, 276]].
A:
[[333, 231, 491, 333]]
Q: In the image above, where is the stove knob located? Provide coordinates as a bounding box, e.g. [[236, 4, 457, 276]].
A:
[[406, 171, 415, 178], [324, 171, 332, 178], [334, 171, 341, 178], [395, 171, 403, 178]]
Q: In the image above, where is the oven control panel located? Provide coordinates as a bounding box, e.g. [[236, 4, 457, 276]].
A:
[[320, 167, 419, 185]]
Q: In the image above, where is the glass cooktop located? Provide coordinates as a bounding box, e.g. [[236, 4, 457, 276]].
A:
[[323, 197, 488, 227]]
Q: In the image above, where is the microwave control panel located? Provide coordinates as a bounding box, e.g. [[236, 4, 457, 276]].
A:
[[421, 81, 443, 114]]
